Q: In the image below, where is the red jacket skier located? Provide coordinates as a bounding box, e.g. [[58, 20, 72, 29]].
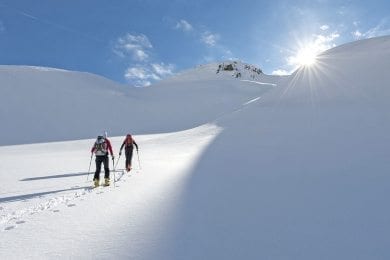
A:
[[91, 135, 114, 187], [119, 134, 138, 172]]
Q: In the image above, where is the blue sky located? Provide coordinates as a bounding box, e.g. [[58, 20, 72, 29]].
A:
[[0, 0, 389, 86]]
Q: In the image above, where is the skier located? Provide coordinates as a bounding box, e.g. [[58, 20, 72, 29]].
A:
[[91, 134, 114, 187], [119, 134, 139, 172]]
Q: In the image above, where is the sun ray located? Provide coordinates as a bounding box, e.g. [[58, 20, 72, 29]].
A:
[[295, 46, 318, 66], [289, 42, 321, 68]]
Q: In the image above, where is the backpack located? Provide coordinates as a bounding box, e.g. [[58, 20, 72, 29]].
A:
[[94, 136, 108, 156]]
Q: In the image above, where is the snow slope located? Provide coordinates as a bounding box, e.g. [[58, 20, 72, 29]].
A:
[[162, 36, 390, 259], [0, 124, 222, 259], [1, 36, 390, 259], [0, 62, 275, 145]]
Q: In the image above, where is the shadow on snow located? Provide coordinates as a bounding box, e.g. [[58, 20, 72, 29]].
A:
[[0, 186, 90, 203], [19, 172, 90, 181]]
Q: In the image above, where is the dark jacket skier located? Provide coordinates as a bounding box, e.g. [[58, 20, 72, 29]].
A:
[[119, 134, 138, 172], [91, 135, 114, 187]]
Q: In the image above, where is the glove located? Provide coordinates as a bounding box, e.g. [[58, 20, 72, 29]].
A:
[[111, 155, 115, 160], [119, 151, 122, 156]]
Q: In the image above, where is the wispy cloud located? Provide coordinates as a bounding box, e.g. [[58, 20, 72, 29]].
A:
[[151, 63, 174, 77], [352, 19, 390, 40], [272, 69, 290, 76], [114, 33, 152, 61], [175, 19, 193, 32], [113, 33, 175, 86], [125, 67, 157, 81], [352, 30, 363, 39], [173, 18, 233, 63], [320, 24, 329, 31], [174, 18, 225, 50], [201, 31, 220, 47], [125, 63, 175, 87], [125, 67, 158, 87]]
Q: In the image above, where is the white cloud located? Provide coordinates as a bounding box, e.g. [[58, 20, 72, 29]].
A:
[[353, 30, 363, 39], [315, 32, 339, 47], [353, 19, 390, 39], [125, 67, 150, 80], [114, 33, 176, 86], [134, 49, 148, 61], [152, 63, 174, 76], [201, 31, 219, 47], [125, 66, 160, 87], [272, 69, 291, 76], [175, 19, 193, 32], [124, 63, 175, 87], [114, 33, 153, 61], [320, 25, 329, 31]]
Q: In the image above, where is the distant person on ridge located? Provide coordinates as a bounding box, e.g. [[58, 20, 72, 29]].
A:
[[119, 134, 139, 172], [91, 134, 114, 187]]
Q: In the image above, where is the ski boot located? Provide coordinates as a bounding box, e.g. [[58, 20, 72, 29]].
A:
[[93, 178, 99, 188], [104, 178, 110, 186]]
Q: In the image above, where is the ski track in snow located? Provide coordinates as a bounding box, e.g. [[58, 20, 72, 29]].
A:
[[240, 79, 277, 86], [0, 92, 263, 232], [243, 96, 261, 106], [0, 169, 130, 231]]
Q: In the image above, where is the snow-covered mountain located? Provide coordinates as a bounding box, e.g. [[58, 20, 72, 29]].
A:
[[1, 36, 390, 259], [0, 62, 277, 145]]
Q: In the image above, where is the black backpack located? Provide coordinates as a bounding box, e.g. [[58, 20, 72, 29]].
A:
[[94, 136, 108, 155]]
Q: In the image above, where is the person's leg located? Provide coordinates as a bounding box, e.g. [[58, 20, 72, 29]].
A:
[[103, 156, 110, 179], [125, 148, 133, 171], [128, 149, 134, 169], [125, 151, 130, 170], [94, 156, 102, 180]]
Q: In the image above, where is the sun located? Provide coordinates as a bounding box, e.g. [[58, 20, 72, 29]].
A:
[[295, 46, 318, 66]]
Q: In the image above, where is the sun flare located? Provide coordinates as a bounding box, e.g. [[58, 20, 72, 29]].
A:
[[295, 46, 318, 66]]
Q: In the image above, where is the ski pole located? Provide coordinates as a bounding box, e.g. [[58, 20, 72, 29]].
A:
[[114, 153, 122, 171], [87, 154, 93, 181], [112, 156, 116, 187], [136, 149, 141, 170]]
